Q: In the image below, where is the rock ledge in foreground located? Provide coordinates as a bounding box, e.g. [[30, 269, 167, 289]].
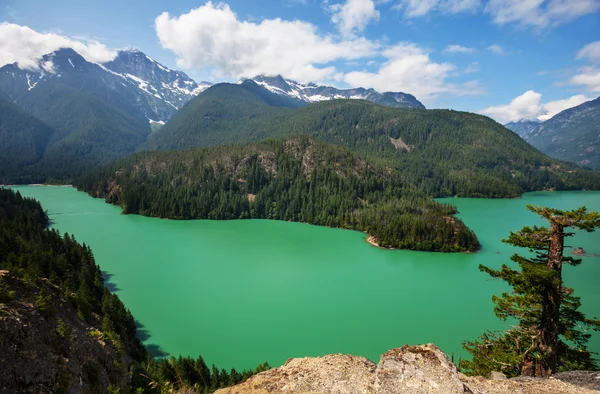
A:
[[216, 344, 599, 394]]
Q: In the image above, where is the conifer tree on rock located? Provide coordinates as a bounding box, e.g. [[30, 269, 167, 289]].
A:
[[462, 205, 600, 377]]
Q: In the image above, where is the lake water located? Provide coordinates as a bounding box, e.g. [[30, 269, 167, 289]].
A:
[[8, 186, 600, 369]]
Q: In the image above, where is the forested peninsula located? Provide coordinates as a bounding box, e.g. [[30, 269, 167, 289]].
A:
[[76, 136, 479, 252]]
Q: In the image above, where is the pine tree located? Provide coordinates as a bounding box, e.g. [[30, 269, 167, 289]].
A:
[[462, 205, 600, 377]]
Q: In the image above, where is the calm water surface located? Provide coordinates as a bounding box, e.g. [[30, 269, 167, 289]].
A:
[[9, 186, 600, 369]]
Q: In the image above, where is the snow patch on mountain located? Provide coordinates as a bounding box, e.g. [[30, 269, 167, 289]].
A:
[[245, 75, 425, 109]]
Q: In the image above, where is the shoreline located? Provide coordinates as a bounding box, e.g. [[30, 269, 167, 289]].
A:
[[365, 235, 396, 250]]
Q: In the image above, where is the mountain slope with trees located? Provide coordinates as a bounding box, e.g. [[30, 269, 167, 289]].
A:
[[144, 83, 600, 198], [77, 136, 479, 252], [0, 97, 55, 183]]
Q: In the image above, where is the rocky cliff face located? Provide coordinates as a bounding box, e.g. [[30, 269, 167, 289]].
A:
[[216, 344, 600, 394], [0, 271, 131, 394]]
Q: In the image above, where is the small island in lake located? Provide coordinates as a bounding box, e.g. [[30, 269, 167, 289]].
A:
[[572, 247, 587, 256]]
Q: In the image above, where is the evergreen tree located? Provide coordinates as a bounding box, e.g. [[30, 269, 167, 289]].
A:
[[462, 205, 600, 377]]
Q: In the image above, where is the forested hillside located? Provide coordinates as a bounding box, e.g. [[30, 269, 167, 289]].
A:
[[0, 188, 268, 392], [78, 136, 478, 252], [0, 97, 55, 183], [144, 83, 600, 198], [141, 81, 303, 151]]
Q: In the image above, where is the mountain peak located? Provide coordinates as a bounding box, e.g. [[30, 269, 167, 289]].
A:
[[247, 75, 425, 109]]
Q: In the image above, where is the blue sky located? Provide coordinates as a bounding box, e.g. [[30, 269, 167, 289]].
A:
[[1, 0, 599, 122]]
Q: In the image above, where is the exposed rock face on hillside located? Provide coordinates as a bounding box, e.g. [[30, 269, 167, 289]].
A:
[[216, 344, 599, 394], [0, 271, 130, 394]]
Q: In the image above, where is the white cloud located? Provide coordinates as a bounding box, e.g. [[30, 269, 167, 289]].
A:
[[567, 41, 600, 92], [396, 0, 481, 17], [464, 61, 480, 74], [396, 0, 598, 27], [480, 90, 590, 123], [0, 22, 117, 70], [328, 0, 380, 36], [486, 44, 505, 55], [484, 0, 600, 28], [343, 42, 482, 103], [154, 2, 379, 82], [569, 67, 600, 92], [577, 40, 600, 64], [444, 44, 476, 53]]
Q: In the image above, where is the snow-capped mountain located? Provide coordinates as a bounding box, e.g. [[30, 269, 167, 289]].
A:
[[102, 50, 211, 118], [246, 75, 425, 109], [0, 48, 211, 123]]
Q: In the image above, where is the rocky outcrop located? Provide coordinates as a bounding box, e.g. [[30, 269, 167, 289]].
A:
[[0, 271, 130, 394], [216, 344, 599, 394]]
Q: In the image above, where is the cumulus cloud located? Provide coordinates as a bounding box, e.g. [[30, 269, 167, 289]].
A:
[[486, 44, 505, 55], [444, 44, 476, 53], [343, 42, 481, 103], [567, 41, 600, 93], [480, 90, 590, 123], [328, 0, 380, 36], [155, 2, 480, 103], [396, 0, 481, 17], [0, 22, 117, 69], [569, 67, 600, 93], [154, 2, 379, 82], [484, 0, 600, 28], [577, 40, 600, 63]]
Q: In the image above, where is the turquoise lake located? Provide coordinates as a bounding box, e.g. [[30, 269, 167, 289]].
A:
[[9, 186, 600, 369]]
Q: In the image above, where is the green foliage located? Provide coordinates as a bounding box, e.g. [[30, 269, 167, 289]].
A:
[[0, 277, 15, 303], [56, 319, 72, 338], [0, 187, 146, 361], [139, 356, 271, 394], [462, 205, 600, 377], [76, 136, 479, 252], [34, 288, 54, 317]]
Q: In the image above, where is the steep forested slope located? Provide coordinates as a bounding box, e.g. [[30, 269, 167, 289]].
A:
[[77, 136, 479, 252], [141, 81, 303, 150], [0, 188, 146, 392], [144, 83, 600, 198], [0, 97, 55, 183]]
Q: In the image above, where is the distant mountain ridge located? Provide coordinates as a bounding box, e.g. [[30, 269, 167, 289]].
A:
[[505, 97, 600, 170], [504, 120, 541, 136], [246, 75, 425, 109]]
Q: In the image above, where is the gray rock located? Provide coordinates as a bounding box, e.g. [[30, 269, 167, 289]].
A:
[[374, 344, 465, 394], [489, 371, 507, 380]]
